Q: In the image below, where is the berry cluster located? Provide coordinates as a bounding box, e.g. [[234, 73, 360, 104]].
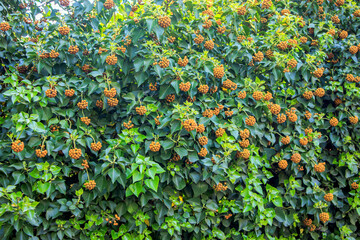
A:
[[46, 88, 57, 98], [84, 180, 96, 190], [291, 153, 301, 163], [197, 124, 205, 133], [278, 160, 288, 169], [281, 136, 290, 145], [314, 88, 325, 97], [69, 148, 82, 159], [312, 68, 324, 78], [269, 103, 281, 115], [171, 153, 180, 162], [349, 116, 358, 124], [81, 159, 89, 169], [222, 79, 237, 90], [107, 98, 118, 107], [158, 57, 170, 68], [349, 46, 358, 55], [239, 129, 250, 139], [239, 139, 249, 148], [158, 16, 171, 28], [59, 26, 70, 35], [198, 84, 209, 94], [136, 106, 147, 115], [303, 90, 313, 100], [123, 120, 134, 129], [96, 100, 103, 108], [319, 212, 329, 223], [237, 6, 246, 15], [277, 114, 286, 123], [217, 26, 226, 34], [252, 91, 263, 101], [60, 0, 70, 7], [245, 116, 256, 126], [329, 117, 338, 127], [0, 22, 11, 31], [202, 109, 214, 118], [104, 88, 116, 98], [339, 30, 348, 39], [324, 193, 333, 202], [50, 50, 59, 58], [11, 140, 24, 152], [286, 108, 298, 122], [262, 0, 272, 9], [149, 83, 157, 91], [183, 119, 197, 132], [17, 65, 28, 74], [166, 94, 175, 102], [91, 142, 102, 151], [224, 108, 233, 117], [204, 40, 214, 50], [155, 115, 162, 125], [68, 45, 79, 54], [299, 137, 308, 146], [215, 128, 225, 138], [252, 51, 264, 62], [35, 148, 47, 158], [194, 34, 204, 44], [213, 182, 228, 191], [105, 214, 120, 226], [277, 41, 288, 50], [238, 91, 246, 99], [65, 89, 75, 97], [179, 82, 191, 92], [202, 19, 212, 29], [237, 149, 250, 159], [213, 65, 224, 79], [104, 0, 115, 9], [77, 100, 88, 109], [198, 136, 208, 146], [198, 147, 208, 157], [81, 117, 91, 125], [314, 162, 326, 172], [106, 55, 118, 65], [168, 36, 175, 43], [150, 141, 161, 152], [178, 56, 188, 67]]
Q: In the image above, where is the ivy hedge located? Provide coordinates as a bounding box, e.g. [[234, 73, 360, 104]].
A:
[[1, 0, 360, 239]]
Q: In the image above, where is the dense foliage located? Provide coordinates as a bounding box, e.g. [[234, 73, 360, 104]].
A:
[[1, 0, 360, 239]]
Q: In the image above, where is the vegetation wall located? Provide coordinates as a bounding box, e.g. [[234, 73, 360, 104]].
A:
[[0, 0, 360, 239]]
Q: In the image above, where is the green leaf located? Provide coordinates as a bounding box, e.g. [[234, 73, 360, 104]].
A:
[[107, 168, 121, 184], [192, 182, 208, 197], [175, 147, 188, 158], [28, 122, 46, 133], [161, 140, 174, 150], [173, 175, 186, 190], [273, 197, 283, 207], [159, 85, 172, 99], [146, 167, 157, 179], [144, 175, 160, 192], [275, 208, 286, 223], [123, 92, 136, 101], [132, 170, 143, 182], [89, 69, 104, 77], [153, 24, 165, 40], [129, 181, 144, 197], [37, 182, 50, 194], [131, 144, 140, 154], [12, 172, 25, 185]]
